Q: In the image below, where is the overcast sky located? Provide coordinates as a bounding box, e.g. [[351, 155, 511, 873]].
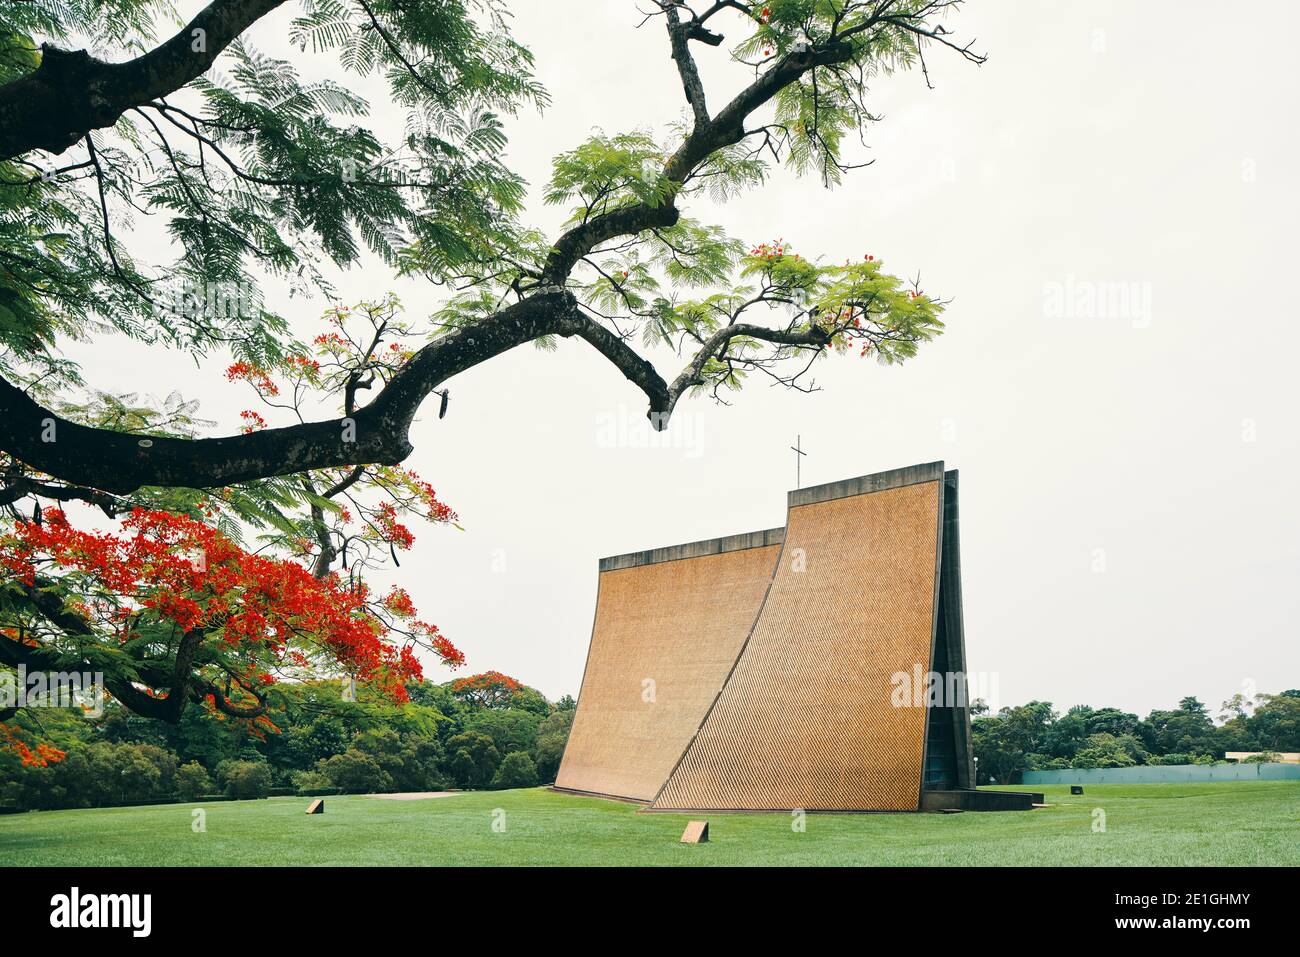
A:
[[68, 1, 1299, 717]]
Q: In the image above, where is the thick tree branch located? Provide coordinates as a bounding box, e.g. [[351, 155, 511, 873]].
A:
[[0, 0, 288, 160], [0, 3, 962, 495], [662, 3, 711, 128], [541, 37, 856, 285], [0, 475, 122, 514], [566, 312, 670, 412], [542, 202, 681, 285], [0, 290, 664, 492], [1, 574, 273, 721], [0, 580, 204, 722]]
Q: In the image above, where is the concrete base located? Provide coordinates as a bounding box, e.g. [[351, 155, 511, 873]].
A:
[[921, 788, 1043, 812]]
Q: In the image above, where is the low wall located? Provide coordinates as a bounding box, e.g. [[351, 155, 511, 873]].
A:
[[1021, 763, 1300, 785]]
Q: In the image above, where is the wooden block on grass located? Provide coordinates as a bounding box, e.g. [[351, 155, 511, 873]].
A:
[[306, 799, 324, 814], [680, 820, 709, 843]]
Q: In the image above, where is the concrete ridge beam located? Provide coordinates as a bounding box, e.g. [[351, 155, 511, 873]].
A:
[[788, 461, 946, 508], [599, 527, 786, 571]]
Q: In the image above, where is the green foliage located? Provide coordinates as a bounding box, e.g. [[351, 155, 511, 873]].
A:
[[0, 0, 981, 545], [0, 1, 974, 652], [347, 727, 444, 791], [973, 692, 1300, 783], [174, 761, 213, 802], [220, 759, 272, 799], [1, 671, 570, 807], [735, 0, 938, 185], [319, 749, 392, 794], [972, 701, 1053, 784], [1069, 733, 1145, 769], [0, 740, 178, 809], [1241, 751, 1280, 764], [687, 137, 767, 204], [464, 708, 540, 758], [0, 0, 164, 60], [290, 769, 332, 791], [511, 685, 552, 717], [444, 731, 500, 790], [1222, 692, 1300, 752], [0, 0, 542, 372], [545, 131, 672, 222], [1141, 697, 1218, 757], [492, 750, 537, 789], [533, 709, 574, 784], [1147, 753, 1194, 767]]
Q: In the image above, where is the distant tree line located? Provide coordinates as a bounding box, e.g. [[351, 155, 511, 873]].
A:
[[972, 691, 1300, 784], [0, 670, 574, 811]]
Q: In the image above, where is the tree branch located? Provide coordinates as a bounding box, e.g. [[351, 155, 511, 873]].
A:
[[0, 290, 658, 492], [660, 321, 832, 422], [0, 475, 122, 515], [540, 36, 856, 285], [542, 202, 681, 285], [0, 0, 288, 160], [662, 2, 711, 128], [0, 3, 966, 493], [0, 580, 204, 722]]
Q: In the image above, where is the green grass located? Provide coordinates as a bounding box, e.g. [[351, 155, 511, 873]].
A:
[[1, 783, 1295, 866]]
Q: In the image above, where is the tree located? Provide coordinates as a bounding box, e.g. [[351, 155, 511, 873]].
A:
[[465, 707, 539, 757], [345, 726, 444, 790], [450, 671, 524, 710], [971, 717, 1019, 784], [0, 0, 976, 490], [394, 737, 445, 791], [492, 750, 537, 789], [1141, 697, 1219, 758], [1070, 733, 1139, 770], [31, 741, 172, 806], [971, 701, 1055, 784], [1040, 705, 1091, 761], [175, 760, 213, 801], [319, 748, 391, 793], [444, 731, 499, 789], [511, 685, 552, 717], [0, 506, 459, 728], [533, 708, 573, 783], [1241, 751, 1281, 764], [1243, 692, 1300, 752], [1083, 707, 1141, 739], [220, 758, 272, 798], [0, 1, 981, 738]]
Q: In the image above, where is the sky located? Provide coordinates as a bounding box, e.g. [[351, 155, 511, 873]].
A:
[[64, 1, 1300, 717]]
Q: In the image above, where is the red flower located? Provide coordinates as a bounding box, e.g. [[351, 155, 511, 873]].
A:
[[0, 508, 460, 708], [239, 410, 267, 433], [225, 361, 280, 396], [1, 724, 66, 767], [450, 671, 523, 707]]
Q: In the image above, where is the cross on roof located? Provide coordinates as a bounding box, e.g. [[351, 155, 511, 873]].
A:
[[790, 435, 807, 489]]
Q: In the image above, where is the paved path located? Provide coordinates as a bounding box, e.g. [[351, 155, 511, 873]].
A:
[[366, 791, 461, 801]]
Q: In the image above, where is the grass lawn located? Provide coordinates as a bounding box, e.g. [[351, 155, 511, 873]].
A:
[[1, 782, 1295, 866]]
